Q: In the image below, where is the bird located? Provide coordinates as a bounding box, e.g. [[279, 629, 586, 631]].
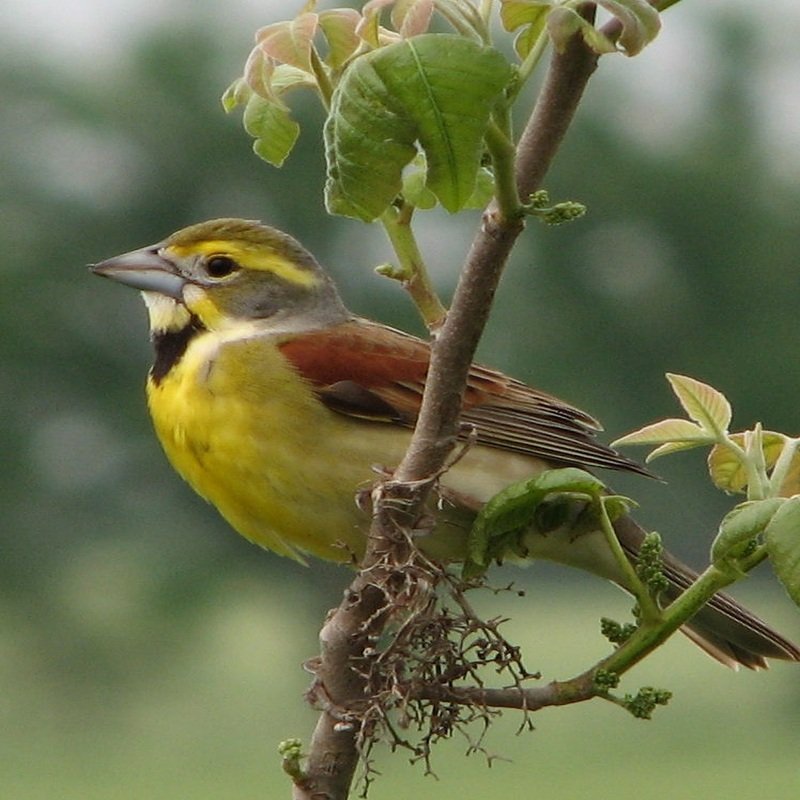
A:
[[91, 217, 800, 670]]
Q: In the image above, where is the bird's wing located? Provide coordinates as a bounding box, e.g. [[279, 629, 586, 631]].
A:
[[278, 319, 649, 476]]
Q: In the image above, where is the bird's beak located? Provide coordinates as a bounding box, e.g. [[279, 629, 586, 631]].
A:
[[90, 246, 186, 301]]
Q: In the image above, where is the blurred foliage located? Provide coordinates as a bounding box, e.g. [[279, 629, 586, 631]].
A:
[[2, 5, 800, 797]]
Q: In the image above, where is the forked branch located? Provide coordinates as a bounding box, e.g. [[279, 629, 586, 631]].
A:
[[293, 23, 602, 800]]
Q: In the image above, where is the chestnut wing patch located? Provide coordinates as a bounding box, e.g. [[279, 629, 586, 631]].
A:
[[278, 320, 649, 477], [278, 320, 428, 423]]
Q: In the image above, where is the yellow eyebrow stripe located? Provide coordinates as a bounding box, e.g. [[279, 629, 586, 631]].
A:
[[167, 240, 318, 287]]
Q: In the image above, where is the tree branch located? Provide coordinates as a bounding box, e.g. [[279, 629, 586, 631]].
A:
[[295, 25, 602, 800], [293, 582, 387, 800], [395, 27, 599, 486]]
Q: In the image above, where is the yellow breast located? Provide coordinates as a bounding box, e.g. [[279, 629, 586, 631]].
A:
[[146, 330, 408, 561], [146, 329, 550, 564]]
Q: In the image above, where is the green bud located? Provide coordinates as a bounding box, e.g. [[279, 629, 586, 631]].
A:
[[623, 687, 672, 720], [636, 532, 670, 597], [279, 738, 305, 782], [594, 668, 621, 691], [600, 617, 637, 645]]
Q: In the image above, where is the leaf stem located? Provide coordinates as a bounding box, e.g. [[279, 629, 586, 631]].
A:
[[513, 31, 550, 98], [744, 426, 772, 500], [379, 203, 448, 330], [769, 437, 800, 496], [599, 563, 738, 675], [485, 121, 523, 221], [309, 47, 333, 109], [435, 0, 487, 42], [596, 500, 660, 622]]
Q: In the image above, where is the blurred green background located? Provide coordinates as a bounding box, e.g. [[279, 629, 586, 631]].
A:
[[3, 1, 799, 797]]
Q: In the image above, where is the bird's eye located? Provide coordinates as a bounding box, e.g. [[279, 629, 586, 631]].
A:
[[205, 255, 238, 279]]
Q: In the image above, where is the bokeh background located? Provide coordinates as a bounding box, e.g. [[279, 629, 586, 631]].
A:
[[3, 1, 799, 797]]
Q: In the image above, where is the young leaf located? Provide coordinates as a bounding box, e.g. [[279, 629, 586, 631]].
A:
[[499, 0, 553, 58], [612, 418, 712, 462], [547, 0, 660, 58], [707, 431, 787, 494], [612, 418, 708, 447], [324, 34, 512, 221], [529, 467, 607, 498], [401, 168, 438, 209], [643, 440, 712, 462], [547, 7, 616, 55], [765, 496, 800, 606], [256, 14, 319, 73], [769, 437, 800, 497], [597, 0, 661, 56], [318, 8, 362, 69], [464, 467, 605, 577], [430, 0, 488, 41], [243, 45, 276, 100], [221, 77, 250, 112], [602, 494, 638, 521], [358, 0, 435, 40], [464, 167, 496, 209], [666, 373, 732, 436], [390, 0, 435, 38], [243, 94, 301, 167], [711, 498, 785, 565], [270, 63, 318, 95]]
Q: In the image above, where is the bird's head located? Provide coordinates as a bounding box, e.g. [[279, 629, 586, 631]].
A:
[[91, 218, 349, 336]]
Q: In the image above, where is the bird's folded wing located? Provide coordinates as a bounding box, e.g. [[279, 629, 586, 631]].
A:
[[278, 319, 649, 477]]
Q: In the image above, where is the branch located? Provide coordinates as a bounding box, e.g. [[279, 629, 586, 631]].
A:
[[396, 27, 599, 486], [414, 676, 595, 711], [294, 25, 602, 799], [293, 581, 387, 800]]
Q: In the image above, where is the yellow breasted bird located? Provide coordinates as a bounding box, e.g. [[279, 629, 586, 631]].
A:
[[92, 218, 800, 669]]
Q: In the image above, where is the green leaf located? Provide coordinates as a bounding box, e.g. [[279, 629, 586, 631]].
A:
[[644, 440, 710, 462], [711, 498, 785, 565], [528, 467, 607, 498], [612, 418, 713, 463], [499, 0, 553, 58], [270, 63, 317, 95], [765, 495, 800, 606], [464, 467, 605, 577], [666, 373, 732, 436], [612, 418, 709, 447], [707, 432, 784, 494], [243, 95, 301, 167], [324, 34, 512, 221], [602, 494, 638, 521], [319, 8, 362, 69], [464, 166, 496, 209], [221, 77, 251, 112], [401, 155, 437, 209]]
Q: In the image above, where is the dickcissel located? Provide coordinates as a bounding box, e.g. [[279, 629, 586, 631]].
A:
[[92, 218, 799, 669]]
